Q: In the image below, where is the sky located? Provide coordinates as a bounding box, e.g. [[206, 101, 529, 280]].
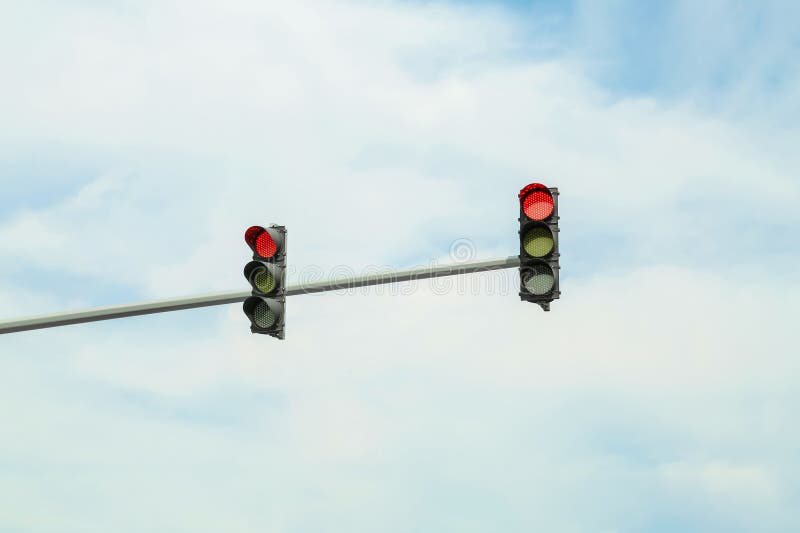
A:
[[0, 0, 799, 531]]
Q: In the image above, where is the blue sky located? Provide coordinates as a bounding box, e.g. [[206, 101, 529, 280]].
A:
[[1, 1, 799, 532]]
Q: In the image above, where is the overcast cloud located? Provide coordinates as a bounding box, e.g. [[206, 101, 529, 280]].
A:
[[1, 1, 799, 531]]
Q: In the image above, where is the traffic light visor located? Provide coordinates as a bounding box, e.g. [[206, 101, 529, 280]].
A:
[[522, 264, 555, 295], [245, 226, 263, 248], [522, 225, 554, 257]]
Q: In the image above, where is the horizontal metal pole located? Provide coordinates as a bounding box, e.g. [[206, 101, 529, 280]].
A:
[[0, 256, 520, 335]]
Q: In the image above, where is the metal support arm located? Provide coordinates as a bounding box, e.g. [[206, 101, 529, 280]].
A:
[[0, 256, 520, 334]]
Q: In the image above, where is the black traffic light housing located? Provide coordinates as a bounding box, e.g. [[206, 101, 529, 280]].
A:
[[518, 183, 560, 311], [243, 224, 287, 339]]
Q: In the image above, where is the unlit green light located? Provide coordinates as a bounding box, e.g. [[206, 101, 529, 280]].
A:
[[254, 301, 277, 328], [523, 227, 554, 257], [524, 266, 555, 295]]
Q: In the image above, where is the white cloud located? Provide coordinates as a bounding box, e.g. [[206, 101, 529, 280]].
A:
[[0, 0, 799, 531], [2, 265, 799, 531]]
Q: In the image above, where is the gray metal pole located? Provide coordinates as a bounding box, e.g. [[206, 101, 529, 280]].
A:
[[0, 256, 520, 335]]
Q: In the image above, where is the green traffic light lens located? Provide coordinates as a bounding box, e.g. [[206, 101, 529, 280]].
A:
[[523, 264, 555, 295], [253, 301, 277, 328], [522, 226, 554, 257], [254, 268, 276, 294]]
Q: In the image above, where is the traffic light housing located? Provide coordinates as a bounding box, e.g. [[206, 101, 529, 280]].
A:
[[518, 183, 560, 311], [243, 224, 286, 339]]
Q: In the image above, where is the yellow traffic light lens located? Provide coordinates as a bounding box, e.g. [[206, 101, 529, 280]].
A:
[[254, 269, 276, 294], [254, 301, 277, 328], [522, 226, 554, 257], [523, 265, 555, 295]]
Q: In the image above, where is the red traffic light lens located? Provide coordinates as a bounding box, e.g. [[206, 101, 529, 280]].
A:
[[255, 232, 277, 258], [521, 188, 554, 221], [245, 225, 278, 259]]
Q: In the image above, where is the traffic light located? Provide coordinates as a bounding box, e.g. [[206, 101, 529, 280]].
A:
[[243, 224, 286, 339], [518, 183, 560, 311]]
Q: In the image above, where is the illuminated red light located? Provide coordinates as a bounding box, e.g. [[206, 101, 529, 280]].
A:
[[519, 183, 554, 221], [256, 232, 277, 258], [245, 225, 277, 258]]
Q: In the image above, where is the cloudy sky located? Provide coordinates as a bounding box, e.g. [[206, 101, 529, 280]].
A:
[[1, 0, 799, 531]]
